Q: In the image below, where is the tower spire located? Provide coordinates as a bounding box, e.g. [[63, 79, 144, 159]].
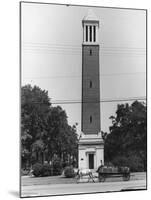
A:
[[83, 9, 99, 22]]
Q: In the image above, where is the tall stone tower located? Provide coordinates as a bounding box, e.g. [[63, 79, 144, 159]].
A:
[[78, 10, 104, 170]]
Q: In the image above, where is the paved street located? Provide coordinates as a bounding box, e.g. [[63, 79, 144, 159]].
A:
[[21, 172, 147, 197]]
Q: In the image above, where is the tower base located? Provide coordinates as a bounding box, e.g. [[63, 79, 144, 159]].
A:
[[78, 132, 104, 170]]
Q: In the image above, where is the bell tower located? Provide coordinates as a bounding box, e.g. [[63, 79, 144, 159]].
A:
[[82, 10, 100, 135], [78, 10, 104, 170]]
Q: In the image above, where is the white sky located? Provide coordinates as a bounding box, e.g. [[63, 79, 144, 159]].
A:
[[21, 3, 146, 133]]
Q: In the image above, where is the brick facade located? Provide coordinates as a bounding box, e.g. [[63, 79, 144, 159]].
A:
[[82, 45, 100, 135]]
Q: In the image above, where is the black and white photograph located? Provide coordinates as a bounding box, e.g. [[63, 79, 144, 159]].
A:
[[20, 2, 147, 197]]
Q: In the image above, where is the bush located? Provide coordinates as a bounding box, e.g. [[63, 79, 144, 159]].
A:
[[32, 163, 43, 177], [21, 169, 30, 176], [127, 155, 144, 172], [42, 163, 53, 176], [64, 166, 75, 178], [112, 154, 144, 172], [112, 156, 128, 167]]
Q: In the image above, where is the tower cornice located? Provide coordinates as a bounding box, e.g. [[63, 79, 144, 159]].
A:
[[82, 20, 99, 25], [82, 44, 100, 47]]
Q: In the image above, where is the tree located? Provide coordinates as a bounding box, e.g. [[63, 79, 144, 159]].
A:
[[21, 124, 32, 169], [104, 101, 147, 171], [21, 85, 51, 167], [43, 106, 78, 164], [21, 84, 78, 169]]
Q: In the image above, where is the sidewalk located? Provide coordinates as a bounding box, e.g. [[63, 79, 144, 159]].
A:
[[21, 172, 146, 186]]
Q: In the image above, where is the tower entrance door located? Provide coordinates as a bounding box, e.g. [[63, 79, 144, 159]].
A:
[[89, 154, 94, 169]]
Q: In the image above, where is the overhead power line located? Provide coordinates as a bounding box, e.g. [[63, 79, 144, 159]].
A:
[[23, 71, 146, 80], [23, 43, 146, 56], [23, 42, 146, 49], [22, 96, 146, 105], [23, 47, 146, 53], [23, 51, 146, 57], [51, 97, 146, 104]]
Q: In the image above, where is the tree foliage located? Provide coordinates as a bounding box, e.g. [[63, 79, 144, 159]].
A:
[[21, 84, 78, 170], [104, 101, 147, 171]]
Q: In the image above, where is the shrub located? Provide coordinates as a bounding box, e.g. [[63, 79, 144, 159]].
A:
[[112, 154, 144, 172], [42, 163, 53, 176], [32, 163, 43, 177], [64, 166, 75, 178], [112, 156, 128, 167], [21, 169, 30, 176], [127, 155, 144, 172]]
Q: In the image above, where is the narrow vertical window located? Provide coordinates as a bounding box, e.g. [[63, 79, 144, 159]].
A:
[[86, 25, 88, 42], [90, 116, 92, 123], [93, 26, 96, 42], [90, 80, 92, 88], [89, 49, 92, 56], [90, 26, 92, 42]]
